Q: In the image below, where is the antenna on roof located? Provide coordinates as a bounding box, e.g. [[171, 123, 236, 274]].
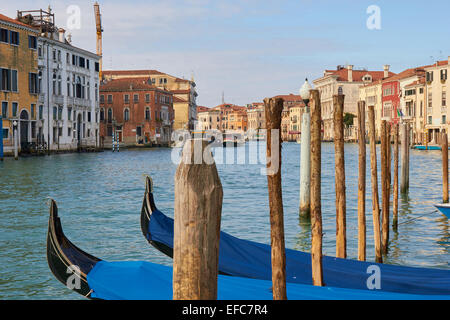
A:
[[222, 91, 225, 104]]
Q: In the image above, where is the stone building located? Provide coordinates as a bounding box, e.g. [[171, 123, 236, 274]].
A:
[[0, 13, 39, 155], [99, 78, 174, 147]]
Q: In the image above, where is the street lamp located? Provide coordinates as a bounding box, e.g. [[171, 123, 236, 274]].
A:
[[300, 78, 313, 109], [13, 120, 18, 160]]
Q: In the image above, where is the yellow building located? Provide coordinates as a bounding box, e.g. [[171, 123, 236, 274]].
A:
[[359, 81, 383, 140], [0, 14, 39, 155], [289, 103, 304, 141]]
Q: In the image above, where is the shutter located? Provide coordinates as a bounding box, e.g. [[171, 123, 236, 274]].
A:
[[0, 68, 3, 91], [7, 69, 11, 91]]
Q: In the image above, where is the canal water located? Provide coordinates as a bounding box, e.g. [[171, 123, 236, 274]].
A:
[[0, 142, 449, 299]]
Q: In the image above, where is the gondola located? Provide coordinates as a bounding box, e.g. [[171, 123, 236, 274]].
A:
[[47, 198, 449, 300], [141, 176, 450, 296], [435, 204, 450, 219]]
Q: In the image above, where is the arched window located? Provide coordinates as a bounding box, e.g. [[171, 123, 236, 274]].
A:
[[58, 75, 62, 95], [124, 108, 130, 121], [107, 108, 113, 123], [76, 76, 82, 98], [145, 107, 150, 120]]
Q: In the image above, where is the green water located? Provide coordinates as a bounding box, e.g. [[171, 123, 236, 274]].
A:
[[0, 142, 448, 299]]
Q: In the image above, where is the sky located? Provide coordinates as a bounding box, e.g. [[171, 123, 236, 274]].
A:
[[3, 0, 450, 107]]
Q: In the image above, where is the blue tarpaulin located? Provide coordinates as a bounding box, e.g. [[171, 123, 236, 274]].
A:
[[145, 208, 450, 295], [87, 260, 449, 300]]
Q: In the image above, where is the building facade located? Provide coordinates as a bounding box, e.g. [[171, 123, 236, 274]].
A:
[[99, 78, 174, 146], [314, 65, 394, 141], [103, 70, 197, 131], [0, 14, 39, 155], [270, 94, 303, 142]]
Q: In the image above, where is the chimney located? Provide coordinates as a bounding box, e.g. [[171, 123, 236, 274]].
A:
[[347, 65, 354, 82], [383, 65, 390, 78], [58, 28, 65, 43]]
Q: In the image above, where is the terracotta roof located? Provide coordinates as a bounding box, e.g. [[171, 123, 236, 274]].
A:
[[173, 96, 188, 103], [103, 70, 165, 76], [288, 102, 305, 109], [323, 68, 395, 82], [197, 106, 209, 112], [404, 77, 426, 88], [382, 66, 427, 83], [0, 13, 39, 30], [271, 94, 303, 102], [171, 89, 191, 94], [212, 103, 246, 111], [100, 78, 169, 92]]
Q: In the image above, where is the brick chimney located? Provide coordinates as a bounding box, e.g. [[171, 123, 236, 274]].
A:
[[383, 65, 390, 78], [347, 65, 354, 82]]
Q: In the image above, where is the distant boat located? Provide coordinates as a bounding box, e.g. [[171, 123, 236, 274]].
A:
[[141, 176, 450, 296], [435, 204, 450, 219], [46, 199, 449, 300], [413, 145, 449, 150]]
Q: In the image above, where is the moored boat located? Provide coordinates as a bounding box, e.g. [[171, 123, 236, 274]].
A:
[[141, 176, 450, 295], [435, 204, 450, 219], [47, 198, 449, 300]]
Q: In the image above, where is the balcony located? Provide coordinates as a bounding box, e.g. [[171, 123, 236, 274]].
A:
[[53, 95, 64, 105], [442, 107, 447, 113]]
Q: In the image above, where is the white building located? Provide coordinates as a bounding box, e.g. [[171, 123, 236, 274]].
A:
[[37, 28, 100, 152]]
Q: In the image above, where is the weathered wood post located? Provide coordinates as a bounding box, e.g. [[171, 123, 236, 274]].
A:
[[400, 123, 409, 194], [393, 124, 399, 230], [299, 112, 311, 217], [264, 97, 287, 300], [173, 139, 223, 300], [310, 90, 324, 286], [333, 94, 346, 259], [442, 132, 449, 203], [381, 121, 389, 255], [357, 101, 366, 261], [368, 106, 383, 263]]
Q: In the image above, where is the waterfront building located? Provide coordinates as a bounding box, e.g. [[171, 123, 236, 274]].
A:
[[16, 8, 101, 153], [0, 14, 39, 155], [210, 103, 246, 132], [196, 107, 221, 131], [359, 80, 383, 140], [99, 78, 174, 146], [424, 59, 450, 144], [247, 103, 265, 131], [288, 103, 305, 141], [270, 94, 303, 142], [103, 70, 197, 131], [403, 78, 426, 144], [314, 65, 394, 141]]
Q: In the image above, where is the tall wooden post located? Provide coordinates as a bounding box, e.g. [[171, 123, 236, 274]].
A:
[[173, 139, 223, 300], [357, 101, 366, 261], [400, 123, 409, 194], [333, 94, 346, 259], [367, 106, 383, 263], [264, 97, 287, 300], [381, 121, 389, 255], [310, 90, 324, 286], [442, 132, 449, 203], [393, 124, 399, 229], [299, 112, 311, 217]]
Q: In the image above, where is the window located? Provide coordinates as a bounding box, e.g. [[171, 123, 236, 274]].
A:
[[58, 106, 63, 120], [420, 101, 423, 117], [145, 107, 150, 120], [0, 68, 11, 91], [88, 111, 91, 122], [95, 62, 99, 72], [124, 94, 129, 103], [31, 104, 35, 119], [28, 35, 37, 49], [428, 116, 432, 125], [0, 28, 8, 43], [9, 31, 19, 45], [428, 92, 433, 109], [11, 70, 18, 92], [79, 57, 85, 68], [443, 115, 447, 124], [39, 105, 43, 120], [12, 102, 18, 117], [145, 94, 150, 103], [427, 71, 434, 82], [29, 73, 39, 94], [3, 128, 9, 139], [1, 102, 7, 118], [86, 59, 90, 70], [53, 106, 57, 120], [68, 107, 72, 121], [441, 69, 448, 81], [107, 108, 113, 122], [100, 108, 105, 121], [383, 87, 393, 97], [134, 94, 139, 103], [443, 89, 447, 107], [124, 108, 130, 121], [100, 95, 105, 104], [107, 95, 112, 104], [68, 127, 71, 137]]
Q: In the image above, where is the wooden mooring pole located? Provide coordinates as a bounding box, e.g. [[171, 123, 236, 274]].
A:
[[442, 132, 449, 203], [357, 101, 366, 261], [400, 123, 409, 194], [333, 94, 346, 259], [299, 112, 311, 217], [381, 121, 389, 255], [173, 139, 223, 300], [393, 124, 399, 230], [368, 106, 383, 263], [264, 97, 287, 300], [310, 90, 324, 286]]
